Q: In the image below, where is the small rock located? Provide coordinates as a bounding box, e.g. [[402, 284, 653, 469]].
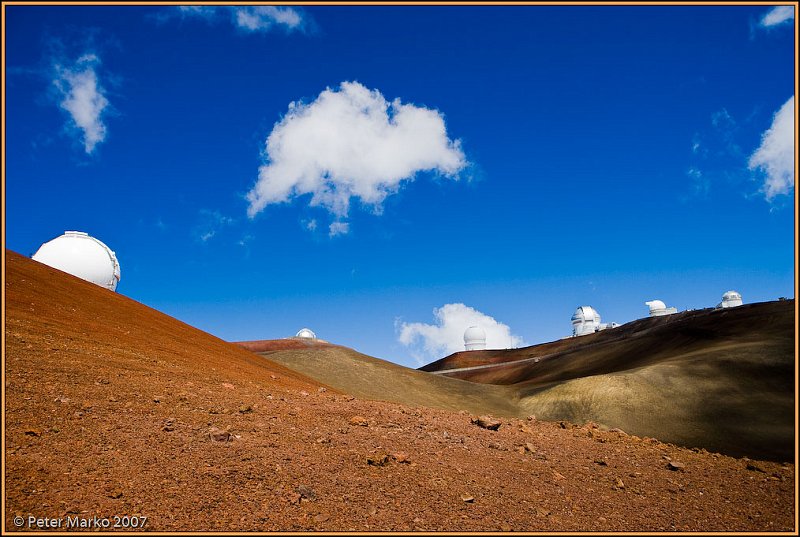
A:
[[558, 421, 568, 429], [24, 429, 41, 437], [238, 405, 253, 414], [349, 416, 369, 427], [208, 427, 232, 442], [460, 494, 474, 503], [297, 485, 316, 500], [317, 387, 327, 393], [471, 416, 501, 430], [300, 391, 309, 397], [500, 523, 512, 531], [313, 513, 329, 523], [527, 415, 536, 421], [443, 430, 450, 439], [667, 461, 685, 471], [367, 454, 390, 467], [488, 442, 502, 450], [222, 382, 235, 389], [152, 397, 161, 403], [746, 463, 767, 473], [594, 459, 608, 466], [108, 490, 123, 499], [524, 442, 536, 453], [553, 471, 566, 480], [535, 506, 550, 517], [613, 478, 625, 490], [270, 375, 278, 380], [162, 418, 175, 432], [286, 492, 301, 505], [315, 437, 331, 444], [392, 451, 410, 464]]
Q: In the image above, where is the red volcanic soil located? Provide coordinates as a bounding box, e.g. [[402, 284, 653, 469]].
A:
[[4, 250, 796, 532], [236, 338, 336, 353]]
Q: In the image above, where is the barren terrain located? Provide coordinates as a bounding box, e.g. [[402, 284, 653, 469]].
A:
[[4, 250, 796, 532]]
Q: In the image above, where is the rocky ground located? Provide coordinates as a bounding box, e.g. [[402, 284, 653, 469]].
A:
[[4, 250, 796, 532]]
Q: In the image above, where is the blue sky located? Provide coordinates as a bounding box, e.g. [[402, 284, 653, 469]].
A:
[[4, 4, 796, 368]]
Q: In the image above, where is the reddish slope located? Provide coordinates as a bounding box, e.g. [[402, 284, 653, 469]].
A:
[[4, 250, 795, 532]]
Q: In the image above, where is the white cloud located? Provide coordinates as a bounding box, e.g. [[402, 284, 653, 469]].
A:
[[328, 221, 349, 237], [760, 6, 794, 27], [176, 5, 304, 33], [397, 303, 524, 365], [195, 210, 234, 242], [246, 81, 467, 222], [748, 96, 795, 201], [52, 54, 109, 154]]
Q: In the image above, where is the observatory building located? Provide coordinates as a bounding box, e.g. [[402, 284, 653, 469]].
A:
[[295, 328, 317, 340], [717, 291, 743, 308], [464, 326, 487, 351], [571, 306, 619, 337], [32, 231, 120, 291], [645, 299, 678, 317]]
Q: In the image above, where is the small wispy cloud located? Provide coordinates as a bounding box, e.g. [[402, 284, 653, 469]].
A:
[[759, 6, 795, 28], [195, 210, 234, 242], [246, 81, 467, 234], [52, 53, 109, 154], [328, 221, 349, 237], [397, 303, 524, 365], [748, 96, 795, 201], [170, 5, 306, 33]]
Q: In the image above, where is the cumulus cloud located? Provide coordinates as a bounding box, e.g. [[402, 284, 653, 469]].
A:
[[52, 54, 109, 154], [246, 81, 467, 223], [175, 5, 305, 33], [760, 6, 795, 27], [748, 96, 795, 200], [328, 221, 349, 237], [397, 303, 524, 365]]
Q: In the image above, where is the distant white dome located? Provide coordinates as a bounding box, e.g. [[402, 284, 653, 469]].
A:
[[295, 328, 316, 339], [464, 325, 486, 351], [719, 291, 743, 308], [645, 299, 678, 317], [571, 306, 601, 336], [32, 231, 120, 291]]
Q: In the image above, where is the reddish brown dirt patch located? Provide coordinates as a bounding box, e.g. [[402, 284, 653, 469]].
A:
[[4, 250, 796, 532]]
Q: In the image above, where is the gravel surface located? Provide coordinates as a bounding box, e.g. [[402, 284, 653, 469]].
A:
[[4, 250, 796, 532]]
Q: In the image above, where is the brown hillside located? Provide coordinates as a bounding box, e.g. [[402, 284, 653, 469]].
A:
[[420, 301, 795, 461], [4, 250, 795, 532]]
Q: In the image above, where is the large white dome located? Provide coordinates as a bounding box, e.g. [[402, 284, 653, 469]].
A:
[[464, 325, 486, 351], [645, 299, 667, 315], [295, 328, 316, 339], [719, 290, 743, 308], [32, 231, 120, 291], [571, 306, 601, 336]]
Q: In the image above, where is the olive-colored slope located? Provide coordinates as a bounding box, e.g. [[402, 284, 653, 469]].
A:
[[246, 343, 521, 418], [423, 301, 796, 461]]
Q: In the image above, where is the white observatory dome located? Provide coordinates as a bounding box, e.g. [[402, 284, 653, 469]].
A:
[[571, 306, 601, 336], [646, 299, 678, 317], [719, 291, 743, 308], [645, 300, 666, 314], [295, 328, 316, 340], [464, 325, 487, 351], [32, 231, 120, 291]]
